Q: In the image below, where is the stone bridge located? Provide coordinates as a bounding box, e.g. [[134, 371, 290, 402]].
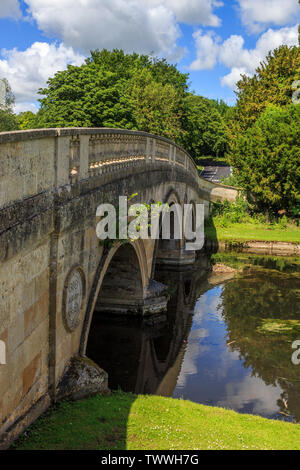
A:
[[0, 127, 237, 447]]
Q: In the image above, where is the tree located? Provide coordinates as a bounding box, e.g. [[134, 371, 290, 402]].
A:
[[17, 111, 38, 129], [229, 104, 300, 216], [0, 78, 18, 131], [230, 45, 300, 134], [0, 78, 15, 109], [181, 94, 229, 159], [36, 63, 135, 129], [36, 49, 188, 141], [34, 49, 231, 159], [131, 69, 183, 141], [0, 109, 19, 131]]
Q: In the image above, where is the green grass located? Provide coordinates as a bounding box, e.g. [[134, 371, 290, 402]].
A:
[[210, 252, 300, 272], [206, 220, 300, 244], [196, 155, 229, 165], [12, 392, 300, 450]]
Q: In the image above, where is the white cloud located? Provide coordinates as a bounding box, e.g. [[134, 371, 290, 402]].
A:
[[190, 25, 299, 90], [24, 0, 179, 57], [218, 374, 284, 416], [23, 0, 223, 57], [145, 0, 223, 26], [0, 42, 85, 113], [0, 0, 21, 18], [236, 0, 300, 33], [190, 30, 220, 70]]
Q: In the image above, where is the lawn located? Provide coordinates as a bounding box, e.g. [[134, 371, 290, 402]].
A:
[[206, 220, 300, 244], [12, 392, 300, 450]]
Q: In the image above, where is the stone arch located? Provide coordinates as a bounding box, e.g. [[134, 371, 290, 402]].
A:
[[163, 187, 181, 206], [80, 240, 148, 355], [188, 199, 197, 235], [152, 187, 190, 269]]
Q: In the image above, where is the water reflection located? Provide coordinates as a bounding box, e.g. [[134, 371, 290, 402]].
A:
[[86, 255, 300, 422]]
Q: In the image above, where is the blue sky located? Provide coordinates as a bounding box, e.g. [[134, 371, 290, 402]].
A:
[[0, 0, 299, 112]]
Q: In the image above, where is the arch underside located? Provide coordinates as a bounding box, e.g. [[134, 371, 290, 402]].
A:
[[154, 191, 197, 267], [94, 243, 162, 315]]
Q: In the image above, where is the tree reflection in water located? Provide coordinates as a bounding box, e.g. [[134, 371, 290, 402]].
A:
[[221, 267, 300, 421]]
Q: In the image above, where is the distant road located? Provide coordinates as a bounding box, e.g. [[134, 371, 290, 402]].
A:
[[200, 165, 231, 183]]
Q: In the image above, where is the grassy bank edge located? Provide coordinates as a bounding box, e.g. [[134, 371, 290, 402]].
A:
[[12, 392, 300, 451], [205, 220, 300, 244]]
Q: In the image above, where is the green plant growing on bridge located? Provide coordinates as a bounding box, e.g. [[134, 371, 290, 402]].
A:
[[98, 193, 169, 250]]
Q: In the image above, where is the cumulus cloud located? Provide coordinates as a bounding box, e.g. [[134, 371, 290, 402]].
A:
[[236, 0, 300, 33], [145, 0, 223, 26], [23, 0, 223, 57], [191, 25, 299, 90], [0, 42, 85, 112], [24, 0, 179, 57], [218, 374, 283, 416], [190, 30, 220, 70], [0, 0, 21, 18]]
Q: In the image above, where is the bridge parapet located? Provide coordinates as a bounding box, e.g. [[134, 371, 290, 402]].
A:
[[0, 128, 204, 210]]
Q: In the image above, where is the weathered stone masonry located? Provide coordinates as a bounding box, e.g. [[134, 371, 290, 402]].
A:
[[0, 127, 238, 448]]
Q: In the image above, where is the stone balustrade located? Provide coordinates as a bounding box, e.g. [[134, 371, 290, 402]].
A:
[[0, 128, 205, 209]]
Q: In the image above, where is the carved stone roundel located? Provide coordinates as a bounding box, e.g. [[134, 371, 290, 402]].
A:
[[63, 268, 84, 332]]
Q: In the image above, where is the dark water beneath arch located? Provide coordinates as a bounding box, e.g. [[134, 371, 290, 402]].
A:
[[86, 254, 300, 423]]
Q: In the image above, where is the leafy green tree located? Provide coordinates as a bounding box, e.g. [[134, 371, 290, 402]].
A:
[[0, 109, 19, 131], [34, 49, 231, 160], [37, 63, 135, 129], [37, 49, 188, 140], [229, 104, 300, 215], [181, 94, 229, 159], [17, 111, 38, 129], [131, 69, 183, 141], [231, 45, 300, 134]]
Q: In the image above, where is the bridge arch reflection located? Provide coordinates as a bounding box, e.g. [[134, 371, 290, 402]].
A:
[[85, 256, 210, 396]]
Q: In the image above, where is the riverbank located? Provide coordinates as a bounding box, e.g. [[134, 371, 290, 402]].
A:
[[206, 220, 300, 244], [12, 392, 300, 450], [205, 219, 300, 255]]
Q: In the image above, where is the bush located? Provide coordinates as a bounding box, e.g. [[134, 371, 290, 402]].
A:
[[211, 196, 251, 224]]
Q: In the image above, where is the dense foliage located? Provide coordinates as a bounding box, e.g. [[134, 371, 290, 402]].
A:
[[230, 105, 300, 216], [181, 94, 229, 159], [230, 45, 300, 134], [28, 49, 228, 158], [0, 79, 19, 132], [34, 50, 187, 140], [227, 44, 300, 217], [0, 109, 19, 132]]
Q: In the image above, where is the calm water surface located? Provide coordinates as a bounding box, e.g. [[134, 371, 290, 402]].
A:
[[87, 255, 300, 422]]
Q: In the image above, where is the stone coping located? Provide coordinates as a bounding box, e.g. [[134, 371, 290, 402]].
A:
[[0, 126, 191, 158], [0, 127, 239, 192]]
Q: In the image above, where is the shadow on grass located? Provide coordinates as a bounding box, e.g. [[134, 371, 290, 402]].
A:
[[12, 391, 137, 450]]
